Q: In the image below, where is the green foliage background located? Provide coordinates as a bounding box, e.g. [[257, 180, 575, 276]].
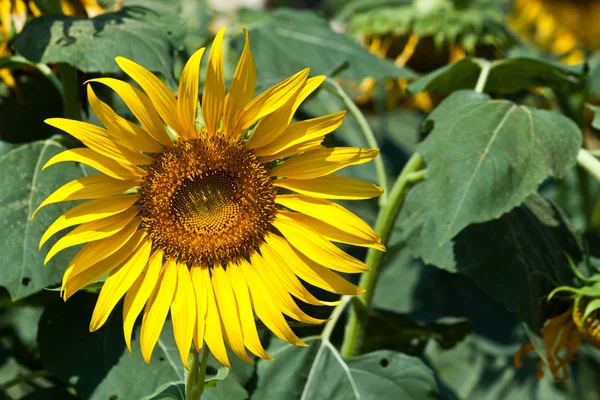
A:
[[1, 0, 600, 398]]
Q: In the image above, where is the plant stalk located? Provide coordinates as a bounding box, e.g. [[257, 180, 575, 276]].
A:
[[57, 63, 82, 121], [185, 347, 210, 400], [340, 152, 425, 358]]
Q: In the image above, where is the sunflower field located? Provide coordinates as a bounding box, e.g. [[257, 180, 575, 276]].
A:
[[4, 0, 600, 398]]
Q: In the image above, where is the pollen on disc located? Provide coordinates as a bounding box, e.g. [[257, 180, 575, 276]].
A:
[[138, 133, 277, 267]]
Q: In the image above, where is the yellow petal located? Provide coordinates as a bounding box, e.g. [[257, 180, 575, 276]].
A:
[[43, 148, 144, 180], [227, 261, 271, 360], [171, 262, 197, 367], [62, 217, 141, 294], [258, 138, 324, 163], [249, 252, 326, 324], [40, 195, 138, 249], [32, 175, 138, 220], [234, 68, 309, 136], [223, 27, 255, 137], [240, 261, 306, 347], [140, 258, 178, 364], [246, 75, 324, 149], [87, 78, 172, 147], [253, 111, 345, 157], [274, 175, 383, 200], [123, 250, 163, 352], [87, 85, 165, 154], [211, 264, 252, 363], [271, 147, 379, 179], [259, 242, 340, 306], [44, 206, 139, 265], [64, 228, 145, 300], [90, 236, 152, 331], [190, 266, 208, 351], [45, 118, 153, 166], [177, 47, 206, 139], [201, 266, 231, 368], [202, 27, 226, 136], [265, 233, 364, 295], [115, 57, 187, 138], [272, 212, 369, 273], [277, 210, 384, 251]]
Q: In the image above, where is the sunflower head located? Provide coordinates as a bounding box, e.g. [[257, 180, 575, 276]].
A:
[[34, 26, 384, 369]]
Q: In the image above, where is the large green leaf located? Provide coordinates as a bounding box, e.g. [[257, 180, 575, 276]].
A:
[[0, 140, 88, 300], [14, 6, 186, 76], [38, 293, 248, 400], [253, 338, 437, 399], [242, 9, 415, 81], [407, 57, 584, 94], [401, 90, 581, 248]]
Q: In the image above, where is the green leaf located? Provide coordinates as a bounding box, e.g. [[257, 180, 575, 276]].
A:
[[0, 140, 88, 300], [14, 6, 186, 76], [407, 57, 584, 94], [205, 367, 229, 388], [254, 338, 438, 399], [21, 387, 78, 400], [242, 9, 415, 81], [142, 382, 185, 400], [401, 90, 581, 249]]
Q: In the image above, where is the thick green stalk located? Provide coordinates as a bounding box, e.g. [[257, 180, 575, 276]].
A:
[[340, 153, 425, 358], [185, 348, 200, 400], [58, 63, 82, 121], [186, 348, 210, 400]]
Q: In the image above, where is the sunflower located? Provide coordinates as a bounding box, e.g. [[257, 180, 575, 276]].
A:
[[508, 0, 600, 64], [33, 27, 384, 368]]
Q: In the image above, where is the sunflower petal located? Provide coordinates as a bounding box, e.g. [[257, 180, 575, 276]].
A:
[[115, 57, 187, 138], [212, 264, 252, 363], [171, 262, 197, 367], [64, 229, 146, 300], [43, 148, 143, 180], [264, 233, 364, 295], [177, 47, 206, 139], [87, 78, 172, 147], [241, 262, 306, 346], [277, 210, 384, 251], [272, 212, 369, 273], [202, 27, 226, 136], [40, 195, 139, 249], [270, 147, 379, 179], [274, 175, 383, 200], [123, 250, 163, 352], [258, 138, 323, 163], [253, 111, 345, 157], [90, 236, 152, 331], [223, 27, 255, 137], [202, 266, 231, 368], [140, 258, 178, 364], [190, 266, 208, 351], [87, 85, 164, 153], [32, 175, 138, 220], [227, 261, 271, 359], [45, 206, 139, 265], [234, 68, 309, 136]]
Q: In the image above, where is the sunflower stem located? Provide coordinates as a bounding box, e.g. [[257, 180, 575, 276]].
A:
[[322, 78, 389, 205], [190, 347, 210, 399], [58, 63, 82, 121], [340, 152, 425, 358]]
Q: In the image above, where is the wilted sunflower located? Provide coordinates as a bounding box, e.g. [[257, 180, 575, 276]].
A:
[[508, 0, 600, 64], [33, 27, 384, 368]]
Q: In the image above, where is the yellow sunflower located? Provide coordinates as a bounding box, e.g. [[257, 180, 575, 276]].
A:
[[32, 27, 384, 368]]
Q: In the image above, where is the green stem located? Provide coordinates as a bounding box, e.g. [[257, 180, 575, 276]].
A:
[[340, 152, 425, 358], [186, 347, 210, 400], [35, 63, 64, 100], [322, 78, 389, 205], [474, 59, 491, 93], [185, 348, 200, 400], [577, 149, 600, 182], [57, 63, 82, 121]]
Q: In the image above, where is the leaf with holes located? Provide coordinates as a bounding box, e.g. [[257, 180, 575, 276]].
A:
[[400, 90, 581, 252], [0, 140, 88, 300], [242, 9, 415, 82], [253, 337, 438, 399]]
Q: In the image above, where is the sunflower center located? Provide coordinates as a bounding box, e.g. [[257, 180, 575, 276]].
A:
[[139, 133, 277, 267]]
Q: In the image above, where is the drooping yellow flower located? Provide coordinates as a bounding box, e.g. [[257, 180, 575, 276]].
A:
[[33, 27, 384, 368], [508, 0, 600, 64]]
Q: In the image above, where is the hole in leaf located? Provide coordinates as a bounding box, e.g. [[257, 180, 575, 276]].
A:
[[159, 356, 165, 361], [380, 358, 389, 368], [21, 277, 30, 286]]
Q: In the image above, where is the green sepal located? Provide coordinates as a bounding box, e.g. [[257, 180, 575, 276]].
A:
[[582, 298, 600, 323]]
